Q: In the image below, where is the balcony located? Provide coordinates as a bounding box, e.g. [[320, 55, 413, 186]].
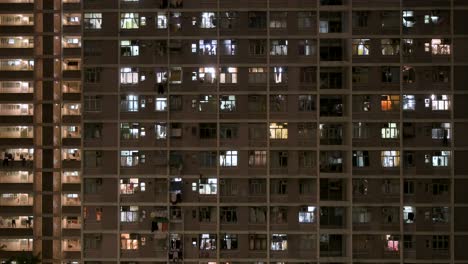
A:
[[62, 239, 81, 259], [0, 81, 33, 94], [0, 59, 33, 71], [0, 14, 33, 26], [62, 216, 81, 230], [0, 126, 32, 146], [62, 193, 81, 206], [0, 193, 32, 206], [0, 43, 33, 58], [62, 171, 80, 184], [0, 171, 32, 183], [0, 148, 33, 168], [0, 239, 33, 258]]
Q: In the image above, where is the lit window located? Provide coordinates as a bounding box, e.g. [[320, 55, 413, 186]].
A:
[[269, 123, 288, 139], [352, 39, 370, 56], [403, 95, 416, 110], [194, 67, 216, 83], [299, 206, 316, 223], [402, 11, 415, 28], [319, 20, 329, 33], [155, 97, 167, 111], [381, 150, 400, 168], [121, 13, 139, 29], [155, 123, 167, 139], [403, 206, 415, 223], [84, 13, 102, 29], [199, 12, 216, 28], [298, 39, 316, 56], [220, 39, 236, 55], [122, 95, 138, 112], [427, 151, 450, 167], [270, 12, 287, 28], [381, 39, 400, 55], [120, 123, 140, 140], [272, 67, 287, 84], [121, 233, 138, 250], [220, 67, 237, 84], [120, 150, 140, 167], [424, 11, 440, 24], [432, 123, 450, 140], [381, 95, 400, 111], [270, 40, 288, 56], [193, 39, 217, 55], [352, 151, 369, 167], [120, 40, 139, 56], [120, 67, 138, 84], [219, 151, 238, 167], [382, 123, 399, 139], [200, 234, 216, 250], [120, 178, 139, 195], [426, 39, 451, 55], [220, 95, 236, 112], [193, 178, 217, 195], [271, 234, 288, 251], [428, 94, 450, 111], [385, 235, 400, 252], [156, 12, 167, 28]]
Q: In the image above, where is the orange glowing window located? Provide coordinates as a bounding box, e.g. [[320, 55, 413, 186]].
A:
[[381, 95, 400, 111]]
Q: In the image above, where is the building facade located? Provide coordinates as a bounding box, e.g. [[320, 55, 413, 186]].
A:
[[1, 0, 468, 263]]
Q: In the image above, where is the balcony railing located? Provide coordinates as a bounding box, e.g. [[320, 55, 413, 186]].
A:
[[0, 82, 33, 93], [0, 14, 33, 26], [0, 194, 33, 206], [0, 104, 33, 115], [62, 82, 81, 93], [62, 239, 81, 251], [0, 126, 33, 138], [0, 59, 34, 71], [0, 171, 32, 183], [62, 104, 81, 115], [0, 37, 33, 48], [0, 239, 33, 251], [0, 216, 32, 228]]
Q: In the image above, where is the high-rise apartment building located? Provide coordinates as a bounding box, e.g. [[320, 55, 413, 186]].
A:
[[1, 0, 468, 263]]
